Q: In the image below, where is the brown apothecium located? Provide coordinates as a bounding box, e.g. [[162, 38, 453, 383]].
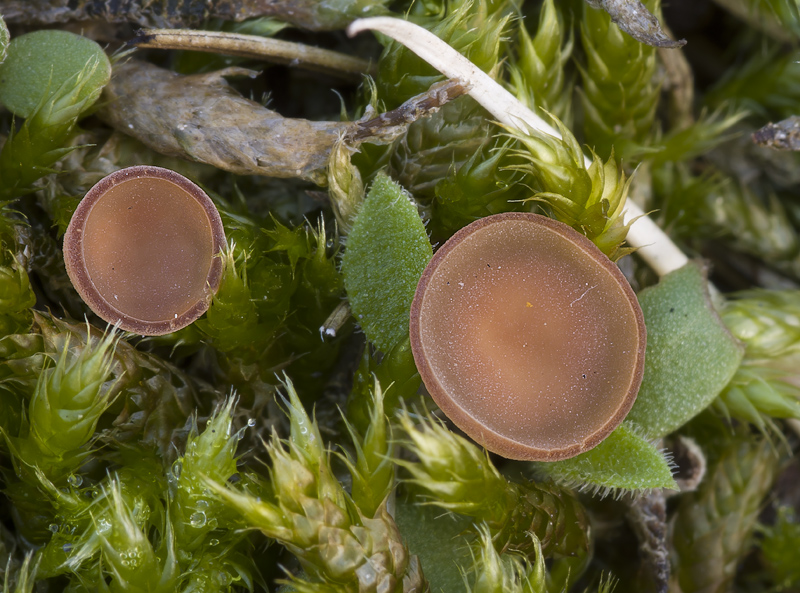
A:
[[409, 212, 646, 461], [64, 165, 225, 336]]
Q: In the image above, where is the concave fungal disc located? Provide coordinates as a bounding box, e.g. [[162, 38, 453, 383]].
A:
[[64, 165, 225, 336], [409, 212, 646, 461]]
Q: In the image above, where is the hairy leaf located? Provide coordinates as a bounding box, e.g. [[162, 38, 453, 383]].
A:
[[342, 172, 432, 351], [627, 263, 744, 437], [535, 422, 677, 496], [0, 30, 110, 118], [394, 500, 473, 593]]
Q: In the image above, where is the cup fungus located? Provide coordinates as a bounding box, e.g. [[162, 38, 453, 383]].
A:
[[409, 212, 646, 461], [64, 165, 225, 336]]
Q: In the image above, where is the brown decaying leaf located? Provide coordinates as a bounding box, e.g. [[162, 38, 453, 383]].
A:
[[752, 116, 800, 151], [99, 59, 468, 185], [0, 0, 378, 31], [585, 0, 687, 48]]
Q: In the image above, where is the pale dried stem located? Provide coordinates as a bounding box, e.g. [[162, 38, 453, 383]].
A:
[[347, 17, 690, 277], [132, 29, 374, 79]]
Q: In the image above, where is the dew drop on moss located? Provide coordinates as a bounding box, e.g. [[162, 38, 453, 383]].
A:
[[190, 511, 207, 528]]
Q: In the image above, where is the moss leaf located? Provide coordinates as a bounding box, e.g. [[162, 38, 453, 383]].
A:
[[627, 262, 744, 438], [342, 172, 432, 351], [536, 422, 677, 495], [0, 30, 110, 118]]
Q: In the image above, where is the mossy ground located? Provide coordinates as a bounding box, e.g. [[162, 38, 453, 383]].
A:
[[2, 1, 800, 592]]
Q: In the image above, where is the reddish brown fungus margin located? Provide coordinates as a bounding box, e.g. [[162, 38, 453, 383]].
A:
[[64, 165, 226, 336], [409, 212, 646, 461]]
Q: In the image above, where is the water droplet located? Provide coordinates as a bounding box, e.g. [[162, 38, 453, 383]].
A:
[[208, 538, 219, 547], [189, 511, 207, 528], [96, 517, 112, 534], [196, 499, 209, 509], [120, 547, 143, 569], [67, 474, 83, 487], [62, 543, 73, 554], [48, 523, 59, 533], [235, 427, 246, 440], [172, 461, 183, 479], [247, 418, 256, 427]]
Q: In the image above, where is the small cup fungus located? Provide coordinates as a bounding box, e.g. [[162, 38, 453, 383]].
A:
[[409, 212, 646, 461], [64, 165, 225, 336]]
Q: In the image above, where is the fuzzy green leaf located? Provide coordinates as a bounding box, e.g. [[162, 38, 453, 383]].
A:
[[536, 422, 676, 495], [341, 172, 432, 352], [627, 263, 744, 438], [394, 501, 473, 593], [0, 30, 110, 118]]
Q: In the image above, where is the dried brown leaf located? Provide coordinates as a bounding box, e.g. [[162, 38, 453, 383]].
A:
[[752, 116, 800, 151], [99, 60, 466, 184], [99, 60, 348, 184], [585, 0, 687, 48]]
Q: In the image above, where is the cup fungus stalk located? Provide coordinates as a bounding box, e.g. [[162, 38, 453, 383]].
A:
[[347, 16, 690, 278]]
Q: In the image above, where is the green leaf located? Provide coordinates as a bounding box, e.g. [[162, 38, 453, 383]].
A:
[[536, 422, 677, 496], [626, 262, 744, 438], [341, 172, 432, 352], [395, 500, 473, 593], [0, 30, 110, 118]]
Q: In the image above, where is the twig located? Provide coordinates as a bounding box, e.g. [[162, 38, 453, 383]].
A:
[[347, 17, 690, 277], [131, 29, 374, 80]]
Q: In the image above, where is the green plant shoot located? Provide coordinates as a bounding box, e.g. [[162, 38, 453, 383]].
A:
[[342, 172, 432, 352]]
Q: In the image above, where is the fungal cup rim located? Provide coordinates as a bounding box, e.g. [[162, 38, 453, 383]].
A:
[[409, 212, 646, 461], [63, 165, 226, 336]]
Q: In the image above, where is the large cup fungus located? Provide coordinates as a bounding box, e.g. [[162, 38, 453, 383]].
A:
[[64, 165, 225, 336], [409, 212, 646, 461]]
